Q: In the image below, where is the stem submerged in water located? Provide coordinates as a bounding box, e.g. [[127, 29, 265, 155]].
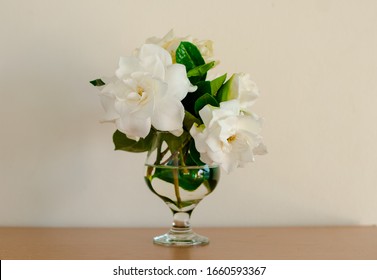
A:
[[172, 154, 182, 208]]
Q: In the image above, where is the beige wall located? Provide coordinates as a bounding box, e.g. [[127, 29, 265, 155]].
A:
[[1, 0, 377, 227]]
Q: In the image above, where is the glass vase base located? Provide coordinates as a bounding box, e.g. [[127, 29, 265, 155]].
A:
[[153, 229, 209, 246]]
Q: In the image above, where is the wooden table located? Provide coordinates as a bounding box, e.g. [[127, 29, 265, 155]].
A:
[[1, 227, 376, 259]]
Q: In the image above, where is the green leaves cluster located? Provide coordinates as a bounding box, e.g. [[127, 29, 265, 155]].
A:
[[177, 42, 228, 119]]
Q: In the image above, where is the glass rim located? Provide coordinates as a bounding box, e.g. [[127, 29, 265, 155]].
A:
[[144, 163, 220, 169]]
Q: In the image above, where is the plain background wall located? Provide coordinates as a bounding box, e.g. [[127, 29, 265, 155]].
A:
[[1, 0, 377, 227]]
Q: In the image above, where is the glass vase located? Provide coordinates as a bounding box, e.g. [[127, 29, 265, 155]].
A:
[[144, 131, 220, 246]]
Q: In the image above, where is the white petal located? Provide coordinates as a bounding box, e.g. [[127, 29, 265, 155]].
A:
[[116, 57, 142, 79], [99, 81, 128, 120], [237, 115, 262, 134], [169, 128, 183, 137], [205, 135, 222, 152], [239, 148, 255, 162], [199, 153, 215, 166], [116, 115, 152, 140], [231, 73, 259, 114], [219, 99, 240, 114], [139, 44, 172, 66], [140, 54, 166, 80], [152, 97, 184, 132], [198, 105, 216, 127], [99, 94, 119, 121], [165, 64, 196, 100]]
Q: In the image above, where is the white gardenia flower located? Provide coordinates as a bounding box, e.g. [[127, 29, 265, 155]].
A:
[[190, 100, 265, 173], [99, 44, 197, 140], [219, 73, 259, 115], [146, 30, 214, 62]]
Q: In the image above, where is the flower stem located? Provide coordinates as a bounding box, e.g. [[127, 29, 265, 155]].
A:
[[173, 155, 182, 208]]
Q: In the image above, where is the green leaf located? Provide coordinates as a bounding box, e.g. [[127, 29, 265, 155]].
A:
[[152, 167, 208, 192], [183, 111, 202, 131], [187, 61, 215, 78], [216, 74, 235, 103], [189, 140, 205, 166], [196, 80, 212, 95], [194, 93, 219, 115], [157, 131, 190, 153], [210, 73, 227, 96], [113, 130, 154, 153], [90, 79, 105, 87], [203, 167, 221, 193], [181, 81, 210, 116], [181, 77, 225, 117], [176, 41, 205, 72]]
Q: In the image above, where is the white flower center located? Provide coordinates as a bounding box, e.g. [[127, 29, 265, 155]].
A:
[[227, 134, 237, 143], [137, 86, 144, 96]]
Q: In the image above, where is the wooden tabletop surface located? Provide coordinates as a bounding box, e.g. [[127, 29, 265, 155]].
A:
[[1, 227, 376, 260]]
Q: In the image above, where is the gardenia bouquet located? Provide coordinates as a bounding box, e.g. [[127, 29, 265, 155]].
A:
[[91, 30, 266, 173]]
